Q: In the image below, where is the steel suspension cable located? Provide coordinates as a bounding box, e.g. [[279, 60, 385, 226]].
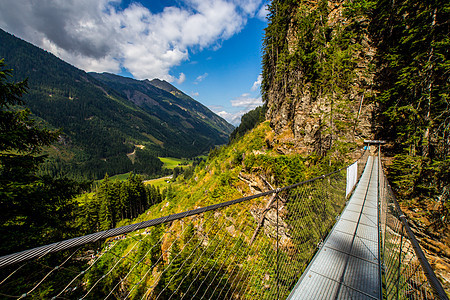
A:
[[80, 235, 145, 299], [168, 217, 231, 299], [180, 208, 251, 299], [123, 227, 184, 299], [104, 231, 165, 299], [141, 212, 217, 299], [53, 240, 119, 299], [19, 247, 81, 299], [157, 213, 223, 300]]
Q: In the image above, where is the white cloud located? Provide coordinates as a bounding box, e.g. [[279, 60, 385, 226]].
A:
[[251, 74, 262, 91], [191, 91, 199, 97], [257, 3, 269, 20], [177, 73, 186, 84], [214, 110, 244, 126], [211, 93, 262, 125], [0, 0, 265, 81], [209, 75, 265, 125], [194, 72, 208, 84], [231, 93, 263, 109]]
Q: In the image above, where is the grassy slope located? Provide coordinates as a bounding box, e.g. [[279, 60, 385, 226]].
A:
[[83, 121, 356, 298], [158, 157, 191, 169], [114, 119, 355, 243]]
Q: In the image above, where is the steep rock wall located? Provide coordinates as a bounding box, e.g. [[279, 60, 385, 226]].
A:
[[262, 0, 377, 155]]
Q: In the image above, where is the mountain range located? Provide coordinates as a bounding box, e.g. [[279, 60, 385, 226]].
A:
[[0, 28, 234, 179]]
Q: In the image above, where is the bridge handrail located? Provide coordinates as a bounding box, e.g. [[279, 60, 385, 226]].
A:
[[0, 150, 366, 269], [378, 152, 448, 299]]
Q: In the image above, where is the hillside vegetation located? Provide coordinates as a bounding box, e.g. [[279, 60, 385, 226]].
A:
[[261, 0, 449, 289], [75, 119, 354, 299], [0, 29, 233, 180], [0, 0, 448, 297]]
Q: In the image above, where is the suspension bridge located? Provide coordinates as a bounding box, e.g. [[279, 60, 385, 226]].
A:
[[0, 147, 448, 299]]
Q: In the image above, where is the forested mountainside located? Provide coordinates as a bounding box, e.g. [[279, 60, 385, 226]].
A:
[[262, 0, 376, 156], [89, 73, 233, 144], [262, 0, 448, 206], [261, 0, 449, 288], [0, 28, 233, 180]]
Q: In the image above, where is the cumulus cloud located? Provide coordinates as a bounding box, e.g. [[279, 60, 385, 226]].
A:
[[251, 74, 262, 91], [211, 92, 263, 125], [191, 91, 199, 97], [214, 110, 244, 126], [231, 93, 263, 109], [177, 73, 186, 84], [0, 0, 265, 81], [257, 3, 269, 20]]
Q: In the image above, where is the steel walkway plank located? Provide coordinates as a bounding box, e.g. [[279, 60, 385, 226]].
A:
[[288, 156, 381, 300]]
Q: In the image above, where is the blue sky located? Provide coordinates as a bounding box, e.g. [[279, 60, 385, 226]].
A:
[[0, 0, 269, 125]]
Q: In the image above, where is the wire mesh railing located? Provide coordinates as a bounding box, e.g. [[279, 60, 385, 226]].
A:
[[0, 165, 355, 299], [3, 148, 448, 299], [378, 152, 449, 300]]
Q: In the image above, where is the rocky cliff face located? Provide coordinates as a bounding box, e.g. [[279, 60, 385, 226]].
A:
[[262, 0, 376, 156]]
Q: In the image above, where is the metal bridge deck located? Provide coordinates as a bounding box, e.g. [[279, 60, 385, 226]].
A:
[[288, 156, 381, 299]]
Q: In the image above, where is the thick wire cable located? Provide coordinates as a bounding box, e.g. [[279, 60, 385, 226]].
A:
[[53, 240, 119, 299], [168, 212, 234, 299], [122, 228, 183, 299], [80, 236, 144, 299], [156, 213, 223, 299], [179, 211, 246, 299], [18, 247, 81, 299], [141, 213, 217, 299]]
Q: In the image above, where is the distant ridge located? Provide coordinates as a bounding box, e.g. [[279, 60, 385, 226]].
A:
[[0, 28, 233, 179], [90, 72, 234, 136]]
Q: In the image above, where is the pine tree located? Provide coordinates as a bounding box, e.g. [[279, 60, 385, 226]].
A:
[[0, 59, 83, 254]]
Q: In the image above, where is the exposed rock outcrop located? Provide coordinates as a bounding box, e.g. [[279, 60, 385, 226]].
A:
[[263, 0, 376, 155]]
